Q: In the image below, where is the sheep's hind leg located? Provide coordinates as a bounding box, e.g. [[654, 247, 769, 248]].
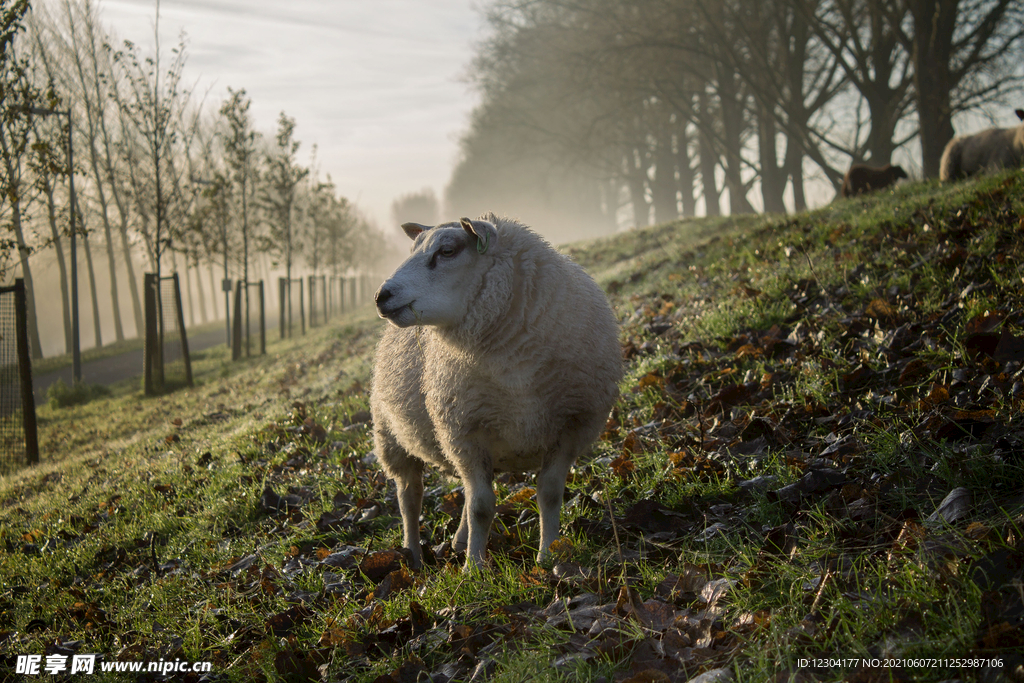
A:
[[535, 441, 579, 563], [453, 502, 469, 553], [457, 464, 496, 568]]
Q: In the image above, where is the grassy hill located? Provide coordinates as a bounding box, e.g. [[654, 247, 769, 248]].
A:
[[1, 172, 1022, 682]]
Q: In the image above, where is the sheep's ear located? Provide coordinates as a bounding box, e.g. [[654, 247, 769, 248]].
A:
[[401, 222, 431, 240], [460, 217, 497, 255]]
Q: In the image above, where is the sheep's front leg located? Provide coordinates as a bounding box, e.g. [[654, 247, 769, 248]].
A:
[[394, 466, 425, 568], [535, 443, 577, 563], [376, 428, 427, 568]]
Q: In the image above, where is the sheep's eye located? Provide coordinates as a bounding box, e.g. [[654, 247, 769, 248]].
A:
[[439, 246, 456, 258]]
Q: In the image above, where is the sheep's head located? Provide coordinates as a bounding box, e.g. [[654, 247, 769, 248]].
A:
[[374, 217, 498, 328]]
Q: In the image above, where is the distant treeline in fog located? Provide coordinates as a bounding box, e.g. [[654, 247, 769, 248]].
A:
[[442, 0, 1023, 237]]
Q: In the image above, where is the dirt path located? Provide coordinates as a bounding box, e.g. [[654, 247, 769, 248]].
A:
[[31, 329, 229, 404]]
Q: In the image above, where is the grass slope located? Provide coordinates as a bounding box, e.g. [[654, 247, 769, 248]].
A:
[[1, 173, 1023, 683]]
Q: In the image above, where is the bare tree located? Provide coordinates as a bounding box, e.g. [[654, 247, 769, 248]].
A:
[[794, 0, 914, 170], [27, 8, 108, 350], [726, 0, 848, 207], [45, 0, 134, 342], [26, 98, 74, 352], [894, 0, 1024, 177], [1, 0, 44, 357], [459, 0, 1024, 221], [109, 3, 194, 281], [191, 124, 234, 335], [219, 86, 260, 349], [72, 2, 147, 339], [261, 110, 307, 310]]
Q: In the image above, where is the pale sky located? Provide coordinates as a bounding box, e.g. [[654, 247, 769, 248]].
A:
[[86, 0, 486, 232]]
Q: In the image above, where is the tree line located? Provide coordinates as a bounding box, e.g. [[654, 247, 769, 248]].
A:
[[0, 0, 387, 360], [445, 0, 1024, 233]]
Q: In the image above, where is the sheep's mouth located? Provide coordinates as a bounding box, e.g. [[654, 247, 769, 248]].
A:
[[377, 300, 417, 326]]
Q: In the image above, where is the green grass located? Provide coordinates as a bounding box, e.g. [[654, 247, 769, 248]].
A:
[[45, 377, 111, 408], [2, 173, 1024, 682]]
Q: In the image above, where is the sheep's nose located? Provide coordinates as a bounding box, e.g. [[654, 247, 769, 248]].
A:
[[375, 285, 392, 307]]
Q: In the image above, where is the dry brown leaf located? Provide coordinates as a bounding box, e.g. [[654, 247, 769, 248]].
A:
[[359, 550, 406, 583], [611, 452, 635, 478]]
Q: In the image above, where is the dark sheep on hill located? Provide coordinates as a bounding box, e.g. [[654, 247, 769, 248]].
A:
[[840, 163, 908, 198], [939, 109, 1024, 181]]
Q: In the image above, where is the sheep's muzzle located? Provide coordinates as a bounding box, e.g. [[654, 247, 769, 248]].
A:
[[375, 284, 415, 325]]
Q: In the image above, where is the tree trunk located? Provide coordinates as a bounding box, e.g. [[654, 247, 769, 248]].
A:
[[19, 247, 43, 360], [914, 83, 956, 179], [194, 257, 208, 323], [861, 10, 904, 167], [208, 262, 219, 319], [168, 249, 185, 325], [11, 218, 43, 359], [650, 112, 679, 224], [43, 178, 73, 354], [697, 132, 721, 217], [676, 121, 696, 218], [182, 255, 196, 327], [117, 215, 145, 338], [696, 86, 723, 217], [717, 65, 755, 215], [600, 179, 620, 228], [625, 149, 651, 228], [81, 227, 103, 349], [862, 91, 898, 165], [93, 172, 125, 342], [262, 253, 274, 304], [756, 99, 787, 214], [651, 145, 678, 225], [907, 0, 958, 177], [785, 141, 807, 213], [83, 135, 125, 342]]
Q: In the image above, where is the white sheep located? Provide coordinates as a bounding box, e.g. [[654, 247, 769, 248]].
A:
[[939, 109, 1024, 181], [370, 214, 622, 568]]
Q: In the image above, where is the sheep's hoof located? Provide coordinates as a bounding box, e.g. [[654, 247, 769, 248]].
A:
[[461, 553, 491, 572], [397, 546, 423, 570], [535, 552, 556, 570]]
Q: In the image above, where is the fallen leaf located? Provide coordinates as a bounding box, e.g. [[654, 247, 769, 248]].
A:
[[866, 299, 896, 322], [925, 487, 972, 524], [265, 604, 312, 636], [359, 550, 405, 583]]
